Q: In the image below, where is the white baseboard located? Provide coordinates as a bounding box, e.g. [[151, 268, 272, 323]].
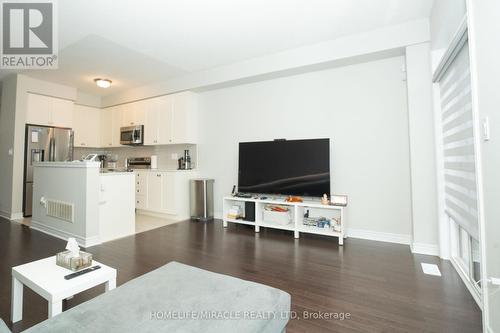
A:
[[0, 210, 23, 221], [136, 209, 181, 220], [346, 228, 411, 245], [0, 210, 10, 220], [411, 242, 440, 256], [30, 220, 101, 248]]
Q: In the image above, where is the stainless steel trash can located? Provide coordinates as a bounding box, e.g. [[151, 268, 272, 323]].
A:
[[190, 179, 214, 221]]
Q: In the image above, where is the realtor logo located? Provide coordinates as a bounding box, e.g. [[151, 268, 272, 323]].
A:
[[1, 0, 58, 69]]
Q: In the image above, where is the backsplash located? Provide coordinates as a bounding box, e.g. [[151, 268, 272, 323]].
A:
[[74, 144, 197, 170]]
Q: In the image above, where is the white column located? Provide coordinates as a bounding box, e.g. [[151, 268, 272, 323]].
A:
[[405, 42, 440, 255]]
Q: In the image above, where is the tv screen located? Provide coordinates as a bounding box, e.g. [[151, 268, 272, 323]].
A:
[[238, 139, 330, 197]]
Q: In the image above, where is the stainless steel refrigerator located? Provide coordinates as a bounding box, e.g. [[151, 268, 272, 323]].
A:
[[23, 125, 74, 217]]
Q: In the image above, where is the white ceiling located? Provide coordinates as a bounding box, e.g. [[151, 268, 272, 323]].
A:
[[0, 0, 434, 96]]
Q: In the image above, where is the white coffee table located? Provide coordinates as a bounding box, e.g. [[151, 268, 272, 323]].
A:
[[11, 256, 117, 323]]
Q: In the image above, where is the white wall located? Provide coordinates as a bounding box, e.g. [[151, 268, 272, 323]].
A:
[[197, 56, 413, 237], [102, 19, 430, 107], [430, 0, 466, 51], [430, 0, 467, 69], [0, 75, 18, 219]]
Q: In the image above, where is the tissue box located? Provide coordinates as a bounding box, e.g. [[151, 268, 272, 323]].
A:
[[56, 250, 93, 271]]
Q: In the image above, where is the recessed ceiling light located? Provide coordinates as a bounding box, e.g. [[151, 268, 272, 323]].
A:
[[94, 78, 112, 88]]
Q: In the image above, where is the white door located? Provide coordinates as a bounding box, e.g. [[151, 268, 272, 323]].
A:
[[467, 1, 500, 331]]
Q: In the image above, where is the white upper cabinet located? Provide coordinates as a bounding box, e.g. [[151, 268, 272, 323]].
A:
[[111, 106, 123, 146], [50, 98, 74, 128], [100, 108, 113, 147], [143, 92, 197, 145], [73, 105, 101, 147], [26, 93, 50, 126], [26, 93, 74, 128], [121, 101, 146, 127], [144, 95, 173, 145], [171, 92, 198, 144]]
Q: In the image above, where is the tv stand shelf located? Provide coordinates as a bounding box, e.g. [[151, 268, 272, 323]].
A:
[[222, 196, 347, 245]]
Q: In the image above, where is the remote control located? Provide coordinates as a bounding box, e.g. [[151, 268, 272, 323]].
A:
[[64, 265, 101, 280]]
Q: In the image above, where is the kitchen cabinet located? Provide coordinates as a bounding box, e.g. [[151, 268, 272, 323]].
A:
[[111, 106, 123, 146], [134, 171, 148, 210], [144, 95, 173, 145], [171, 92, 198, 144], [134, 170, 194, 218], [26, 93, 74, 128], [121, 101, 146, 127], [143, 92, 197, 145], [100, 108, 113, 147], [146, 172, 175, 214], [73, 105, 101, 147], [99, 106, 122, 147]]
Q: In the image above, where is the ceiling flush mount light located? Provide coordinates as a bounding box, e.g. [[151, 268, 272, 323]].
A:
[[94, 78, 112, 88]]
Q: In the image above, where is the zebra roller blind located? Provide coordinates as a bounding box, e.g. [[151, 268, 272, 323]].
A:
[[439, 41, 479, 240]]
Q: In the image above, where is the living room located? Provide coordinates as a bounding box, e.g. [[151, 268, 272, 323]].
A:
[[0, 0, 498, 332]]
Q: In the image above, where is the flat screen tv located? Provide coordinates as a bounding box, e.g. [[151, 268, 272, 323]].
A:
[[238, 138, 330, 197]]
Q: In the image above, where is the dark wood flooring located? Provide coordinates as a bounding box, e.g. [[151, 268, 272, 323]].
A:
[[0, 218, 481, 332]]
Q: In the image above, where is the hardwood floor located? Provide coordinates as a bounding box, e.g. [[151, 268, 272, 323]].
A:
[[0, 218, 481, 332]]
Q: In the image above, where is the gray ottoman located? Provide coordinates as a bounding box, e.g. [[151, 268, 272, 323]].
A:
[[25, 261, 291, 333]]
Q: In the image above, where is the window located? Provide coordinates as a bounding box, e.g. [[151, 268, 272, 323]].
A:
[[436, 40, 482, 294]]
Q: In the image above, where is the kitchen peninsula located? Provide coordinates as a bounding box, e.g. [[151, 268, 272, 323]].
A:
[[30, 161, 135, 247]]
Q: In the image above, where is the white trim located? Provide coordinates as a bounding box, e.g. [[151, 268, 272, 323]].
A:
[[30, 220, 101, 248], [0, 210, 11, 220], [346, 228, 410, 245], [135, 209, 186, 221], [10, 213, 24, 220], [0, 211, 23, 221], [432, 16, 468, 82], [450, 256, 483, 309], [465, 0, 488, 330], [411, 242, 440, 256]]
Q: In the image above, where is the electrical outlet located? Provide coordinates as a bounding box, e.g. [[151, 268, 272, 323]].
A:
[[171, 153, 178, 160], [482, 117, 490, 141]]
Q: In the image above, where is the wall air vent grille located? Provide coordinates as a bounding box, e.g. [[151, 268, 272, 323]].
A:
[[46, 199, 74, 223]]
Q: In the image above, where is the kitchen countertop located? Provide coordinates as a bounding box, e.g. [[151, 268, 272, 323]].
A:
[[131, 169, 197, 172], [99, 172, 135, 176]]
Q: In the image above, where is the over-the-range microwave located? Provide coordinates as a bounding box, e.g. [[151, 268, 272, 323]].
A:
[[120, 125, 144, 145]]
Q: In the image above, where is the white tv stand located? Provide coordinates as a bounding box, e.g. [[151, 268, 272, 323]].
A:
[[222, 196, 347, 245]]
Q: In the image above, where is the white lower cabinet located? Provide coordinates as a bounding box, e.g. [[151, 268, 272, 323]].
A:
[[134, 170, 194, 219]]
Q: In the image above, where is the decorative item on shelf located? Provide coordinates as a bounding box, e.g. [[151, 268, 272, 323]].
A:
[[56, 238, 93, 271], [330, 194, 348, 206], [227, 205, 242, 219], [285, 195, 303, 203], [303, 216, 331, 229], [321, 194, 329, 205]]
